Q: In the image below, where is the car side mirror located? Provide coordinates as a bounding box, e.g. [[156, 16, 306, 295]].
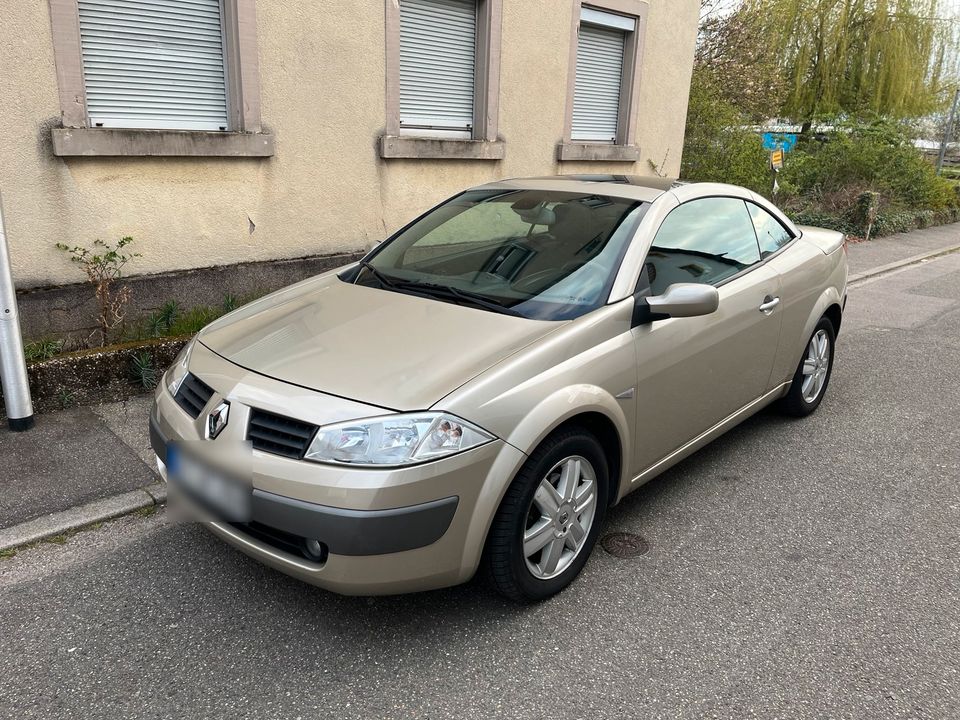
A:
[[632, 283, 719, 326]]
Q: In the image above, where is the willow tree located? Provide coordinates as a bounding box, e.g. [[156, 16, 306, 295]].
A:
[[744, 0, 957, 126]]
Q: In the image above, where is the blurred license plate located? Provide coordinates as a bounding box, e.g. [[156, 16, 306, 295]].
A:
[[166, 443, 251, 522]]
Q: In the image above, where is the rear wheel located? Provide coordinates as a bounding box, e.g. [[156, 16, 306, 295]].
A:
[[779, 317, 836, 417], [483, 428, 608, 602]]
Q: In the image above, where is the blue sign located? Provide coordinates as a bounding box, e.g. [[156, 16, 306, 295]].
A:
[[762, 133, 798, 153]]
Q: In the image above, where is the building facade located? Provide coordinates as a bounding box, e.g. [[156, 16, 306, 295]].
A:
[[2, 0, 700, 288]]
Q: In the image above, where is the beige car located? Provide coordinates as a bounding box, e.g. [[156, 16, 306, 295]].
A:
[[151, 175, 847, 602]]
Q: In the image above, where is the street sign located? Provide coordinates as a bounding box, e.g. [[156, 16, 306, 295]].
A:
[[762, 132, 798, 153], [770, 149, 784, 171]]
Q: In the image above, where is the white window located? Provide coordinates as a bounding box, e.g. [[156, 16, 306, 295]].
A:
[[571, 7, 636, 143], [398, 0, 478, 139], [76, 0, 229, 131]]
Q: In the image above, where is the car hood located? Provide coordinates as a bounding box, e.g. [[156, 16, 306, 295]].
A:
[[197, 273, 561, 411]]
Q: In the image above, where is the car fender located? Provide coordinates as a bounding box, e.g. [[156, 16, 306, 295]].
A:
[[453, 384, 631, 583], [791, 284, 844, 372]]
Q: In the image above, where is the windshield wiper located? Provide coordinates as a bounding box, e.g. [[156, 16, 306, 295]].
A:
[[357, 260, 399, 289], [358, 261, 522, 316], [391, 278, 523, 317]]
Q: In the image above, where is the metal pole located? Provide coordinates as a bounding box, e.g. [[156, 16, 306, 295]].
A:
[[936, 88, 959, 175], [0, 190, 34, 431]]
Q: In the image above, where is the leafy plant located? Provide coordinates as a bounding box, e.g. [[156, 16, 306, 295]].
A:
[[57, 390, 77, 409], [55, 237, 141, 346], [129, 351, 157, 389], [144, 300, 180, 338]]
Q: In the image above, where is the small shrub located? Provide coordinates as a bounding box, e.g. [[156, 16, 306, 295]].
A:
[[58, 390, 77, 409], [56, 237, 141, 346], [129, 351, 157, 389]]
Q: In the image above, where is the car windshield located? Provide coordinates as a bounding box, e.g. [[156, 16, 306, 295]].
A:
[[353, 189, 649, 320]]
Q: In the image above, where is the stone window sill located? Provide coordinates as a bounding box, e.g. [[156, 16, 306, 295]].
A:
[[379, 135, 505, 160], [556, 143, 640, 162], [51, 128, 275, 158]]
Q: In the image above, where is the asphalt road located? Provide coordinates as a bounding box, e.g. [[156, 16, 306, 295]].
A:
[[2, 253, 959, 720]]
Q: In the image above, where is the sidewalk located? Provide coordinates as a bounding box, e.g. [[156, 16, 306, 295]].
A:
[[1, 222, 958, 551], [846, 222, 960, 278], [0, 395, 162, 550]]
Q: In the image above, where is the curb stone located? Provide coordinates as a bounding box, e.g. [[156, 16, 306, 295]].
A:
[[847, 242, 960, 285], [0, 482, 166, 553]]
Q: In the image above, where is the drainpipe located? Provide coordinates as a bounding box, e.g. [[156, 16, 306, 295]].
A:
[[0, 190, 34, 431]]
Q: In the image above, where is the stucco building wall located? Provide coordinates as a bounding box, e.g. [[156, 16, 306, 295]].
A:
[[0, 0, 700, 289]]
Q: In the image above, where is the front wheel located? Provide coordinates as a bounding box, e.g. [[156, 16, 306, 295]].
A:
[[483, 428, 609, 602], [779, 316, 836, 417]]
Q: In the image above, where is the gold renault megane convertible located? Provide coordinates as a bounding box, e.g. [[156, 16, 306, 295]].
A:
[[151, 175, 847, 602]]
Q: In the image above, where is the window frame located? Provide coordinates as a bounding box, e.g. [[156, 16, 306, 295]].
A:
[[558, 0, 648, 163], [380, 0, 504, 160], [48, 0, 273, 157]]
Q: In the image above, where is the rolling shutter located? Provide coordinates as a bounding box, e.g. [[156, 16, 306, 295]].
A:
[[77, 0, 229, 131], [399, 0, 477, 138], [571, 16, 628, 143]]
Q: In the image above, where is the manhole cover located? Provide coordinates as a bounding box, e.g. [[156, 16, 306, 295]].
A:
[[600, 532, 649, 558]]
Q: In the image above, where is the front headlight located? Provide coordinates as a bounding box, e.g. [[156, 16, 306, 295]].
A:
[[165, 338, 196, 397], [304, 412, 494, 466]]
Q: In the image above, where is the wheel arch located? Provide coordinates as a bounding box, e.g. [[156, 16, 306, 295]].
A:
[[823, 302, 842, 336], [499, 385, 631, 508], [791, 286, 843, 372], [551, 411, 623, 508]]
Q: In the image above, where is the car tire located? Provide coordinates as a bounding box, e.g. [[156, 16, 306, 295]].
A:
[[483, 427, 609, 603], [779, 316, 836, 417]]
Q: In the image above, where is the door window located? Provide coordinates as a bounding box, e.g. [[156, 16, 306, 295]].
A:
[[646, 197, 761, 295]]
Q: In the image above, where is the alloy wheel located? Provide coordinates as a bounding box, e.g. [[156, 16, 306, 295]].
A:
[[523, 455, 597, 580], [801, 328, 831, 403]]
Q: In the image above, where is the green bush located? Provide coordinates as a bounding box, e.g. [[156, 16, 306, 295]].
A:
[[778, 120, 958, 213], [680, 73, 771, 194]]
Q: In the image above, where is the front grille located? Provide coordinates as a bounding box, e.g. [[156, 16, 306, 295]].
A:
[[174, 373, 214, 418], [248, 408, 317, 459]]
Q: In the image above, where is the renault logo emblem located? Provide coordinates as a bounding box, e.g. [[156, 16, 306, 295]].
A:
[[206, 401, 230, 439]]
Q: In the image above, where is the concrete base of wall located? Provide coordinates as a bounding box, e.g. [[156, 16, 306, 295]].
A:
[[16, 250, 364, 342]]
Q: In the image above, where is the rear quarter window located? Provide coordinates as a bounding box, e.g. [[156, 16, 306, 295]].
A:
[[748, 203, 794, 257]]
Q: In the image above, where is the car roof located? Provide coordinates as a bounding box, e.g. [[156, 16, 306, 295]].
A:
[[472, 175, 682, 203]]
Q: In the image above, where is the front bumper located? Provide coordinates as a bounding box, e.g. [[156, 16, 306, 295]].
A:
[[151, 417, 458, 556], [151, 342, 527, 595]]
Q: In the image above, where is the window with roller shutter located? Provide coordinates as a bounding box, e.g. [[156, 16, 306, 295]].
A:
[[77, 0, 230, 131], [559, 2, 648, 162], [399, 0, 477, 139], [381, 0, 503, 158], [48, 0, 271, 157]]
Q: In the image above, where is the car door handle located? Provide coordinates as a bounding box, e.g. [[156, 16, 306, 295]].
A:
[[759, 296, 780, 313]]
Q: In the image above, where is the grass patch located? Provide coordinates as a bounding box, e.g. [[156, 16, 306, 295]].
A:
[[23, 338, 65, 362]]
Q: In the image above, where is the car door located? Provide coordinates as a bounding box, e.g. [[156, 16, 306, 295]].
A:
[[630, 196, 784, 475]]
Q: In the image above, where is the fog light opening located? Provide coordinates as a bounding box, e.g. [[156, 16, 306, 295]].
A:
[[302, 538, 328, 563]]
